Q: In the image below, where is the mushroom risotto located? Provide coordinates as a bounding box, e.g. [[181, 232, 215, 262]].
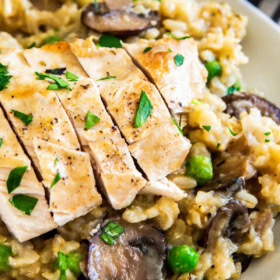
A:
[[0, 1, 279, 280]]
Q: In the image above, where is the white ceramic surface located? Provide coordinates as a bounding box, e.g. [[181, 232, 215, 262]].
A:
[[217, 1, 280, 279]]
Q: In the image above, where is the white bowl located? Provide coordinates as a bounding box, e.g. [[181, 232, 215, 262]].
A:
[[218, 1, 280, 279]]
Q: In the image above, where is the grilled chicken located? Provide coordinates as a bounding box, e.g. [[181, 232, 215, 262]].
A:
[[24, 42, 147, 209], [124, 37, 208, 121], [0, 49, 102, 227], [70, 38, 191, 182], [0, 108, 57, 242], [33, 139, 102, 226]]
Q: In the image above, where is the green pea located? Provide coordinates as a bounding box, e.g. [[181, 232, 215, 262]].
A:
[[186, 155, 213, 185], [0, 243, 13, 271], [205, 60, 222, 82], [168, 245, 199, 274]]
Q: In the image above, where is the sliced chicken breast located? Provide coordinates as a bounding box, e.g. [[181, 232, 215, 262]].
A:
[[24, 42, 147, 209], [33, 139, 102, 226], [124, 37, 208, 120], [70, 38, 191, 181], [0, 108, 57, 242]]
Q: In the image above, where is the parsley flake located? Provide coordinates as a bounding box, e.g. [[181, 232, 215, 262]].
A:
[[96, 76, 117, 81], [7, 166, 28, 194], [0, 138, 3, 148], [265, 139, 270, 143], [167, 32, 192, 40], [134, 90, 153, 128], [202, 125, 212, 132], [100, 221, 125, 245], [174, 54, 184, 67], [228, 127, 238, 136], [227, 80, 241, 95], [99, 34, 122, 48], [85, 111, 100, 130], [50, 172, 61, 189], [171, 116, 183, 136], [27, 42, 36, 49], [0, 63, 12, 91], [54, 156, 60, 167], [41, 34, 62, 46], [264, 131, 271, 136], [66, 71, 79, 82], [168, 48, 173, 52], [9, 194, 38, 215], [216, 143, 221, 149], [11, 110, 33, 125], [143, 47, 152, 53], [35, 72, 71, 91]]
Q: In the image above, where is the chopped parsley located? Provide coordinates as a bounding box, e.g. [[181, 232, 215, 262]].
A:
[[9, 194, 38, 215], [0, 63, 12, 91], [265, 139, 270, 143], [0, 243, 13, 272], [27, 42, 36, 49], [167, 32, 192, 40], [85, 111, 100, 130], [264, 131, 271, 136], [216, 142, 221, 149], [179, 114, 182, 128], [35, 72, 71, 91], [100, 221, 125, 245], [191, 99, 204, 105], [41, 34, 62, 46], [7, 166, 28, 194], [0, 138, 3, 148], [66, 71, 79, 82], [11, 110, 33, 125], [228, 127, 238, 136], [227, 80, 241, 95], [54, 251, 81, 279], [168, 48, 173, 52], [202, 125, 212, 132], [143, 47, 152, 53], [171, 116, 183, 136], [96, 76, 117, 81], [46, 68, 66, 75], [54, 156, 60, 167], [50, 172, 61, 189], [99, 34, 122, 49], [174, 54, 184, 67], [134, 90, 153, 128]]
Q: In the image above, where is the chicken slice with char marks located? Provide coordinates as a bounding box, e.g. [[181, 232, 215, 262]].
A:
[[0, 108, 57, 242], [124, 37, 208, 121], [24, 42, 146, 209], [33, 139, 102, 226], [70, 38, 191, 182]]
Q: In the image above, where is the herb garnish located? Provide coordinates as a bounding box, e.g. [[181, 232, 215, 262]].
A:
[[66, 71, 79, 82], [41, 34, 62, 46], [171, 116, 183, 136], [227, 80, 241, 95], [35, 72, 71, 91], [99, 34, 122, 48], [7, 166, 28, 194], [9, 194, 38, 215], [143, 47, 152, 53], [0, 63, 12, 91], [168, 48, 173, 52], [54, 156, 60, 167], [202, 125, 212, 132], [50, 172, 61, 189], [27, 42, 36, 49], [228, 127, 238, 136], [96, 76, 117, 81], [100, 221, 125, 245], [11, 110, 33, 125], [174, 54, 184, 67], [191, 99, 204, 105], [167, 32, 192, 40], [85, 111, 100, 130], [265, 139, 270, 143], [46, 68, 66, 75], [0, 138, 3, 148], [264, 131, 271, 136], [134, 90, 153, 128], [54, 251, 81, 279], [217, 143, 221, 148], [0, 243, 13, 271]]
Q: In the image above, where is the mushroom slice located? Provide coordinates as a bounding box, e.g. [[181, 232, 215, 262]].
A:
[[88, 220, 166, 280], [232, 253, 252, 273], [201, 177, 245, 197], [204, 200, 250, 251], [81, 3, 160, 37], [223, 92, 280, 124]]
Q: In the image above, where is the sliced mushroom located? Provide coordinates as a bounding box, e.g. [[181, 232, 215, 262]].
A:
[[204, 200, 250, 251], [223, 92, 280, 124], [81, 2, 160, 37], [88, 219, 166, 280], [201, 177, 245, 197], [232, 253, 252, 273], [250, 208, 273, 235]]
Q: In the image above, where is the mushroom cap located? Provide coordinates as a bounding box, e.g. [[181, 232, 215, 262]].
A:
[[81, 2, 160, 37], [223, 92, 280, 124], [88, 219, 166, 280]]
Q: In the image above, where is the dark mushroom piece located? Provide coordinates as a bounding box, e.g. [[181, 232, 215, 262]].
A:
[[203, 200, 250, 251], [81, 0, 160, 37], [232, 253, 252, 273], [88, 219, 166, 280], [223, 92, 280, 124]]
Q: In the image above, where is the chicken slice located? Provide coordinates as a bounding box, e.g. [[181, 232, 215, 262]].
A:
[[33, 139, 102, 226], [0, 108, 56, 242], [70, 38, 190, 181], [124, 37, 208, 120], [24, 42, 146, 209], [0, 50, 80, 169]]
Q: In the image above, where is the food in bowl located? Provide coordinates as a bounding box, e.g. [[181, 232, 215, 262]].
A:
[[0, 1, 279, 280]]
